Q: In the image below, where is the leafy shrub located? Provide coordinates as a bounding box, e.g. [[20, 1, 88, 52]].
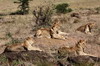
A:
[[55, 3, 72, 14]]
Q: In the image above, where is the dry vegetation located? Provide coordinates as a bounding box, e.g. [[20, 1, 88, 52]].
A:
[[0, 0, 100, 66]]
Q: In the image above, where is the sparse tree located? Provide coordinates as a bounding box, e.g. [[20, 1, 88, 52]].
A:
[[14, 0, 32, 15], [33, 5, 54, 29]]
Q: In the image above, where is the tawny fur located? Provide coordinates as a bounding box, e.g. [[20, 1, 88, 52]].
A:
[[35, 19, 68, 39], [58, 40, 86, 56], [52, 33, 66, 40], [5, 37, 42, 52], [35, 28, 51, 38], [77, 23, 95, 34], [58, 40, 97, 57]]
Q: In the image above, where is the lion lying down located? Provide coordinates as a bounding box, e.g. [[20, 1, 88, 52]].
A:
[[58, 40, 97, 57], [0, 37, 42, 54]]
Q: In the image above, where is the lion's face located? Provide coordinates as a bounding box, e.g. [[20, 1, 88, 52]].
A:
[[25, 37, 35, 45], [89, 23, 95, 28], [77, 40, 86, 47]]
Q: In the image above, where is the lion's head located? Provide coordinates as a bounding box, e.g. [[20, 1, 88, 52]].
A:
[[24, 37, 35, 46]]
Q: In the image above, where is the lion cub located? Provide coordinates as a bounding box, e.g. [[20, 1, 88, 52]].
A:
[[58, 40, 86, 56], [5, 37, 42, 52], [76, 23, 95, 34]]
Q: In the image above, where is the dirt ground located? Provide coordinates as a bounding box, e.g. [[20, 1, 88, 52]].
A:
[[0, 0, 100, 58], [0, 0, 100, 14]]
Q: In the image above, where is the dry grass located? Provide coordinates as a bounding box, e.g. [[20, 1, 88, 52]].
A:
[[0, 0, 100, 14], [0, 0, 100, 57]]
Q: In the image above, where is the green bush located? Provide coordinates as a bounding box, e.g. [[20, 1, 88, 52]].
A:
[[55, 3, 72, 14]]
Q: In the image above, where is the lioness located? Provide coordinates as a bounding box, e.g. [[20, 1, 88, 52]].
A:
[[35, 28, 51, 38], [58, 40, 97, 57], [76, 23, 95, 34], [58, 40, 87, 56], [35, 19, 68, 39], [5, 37, 42, 52]]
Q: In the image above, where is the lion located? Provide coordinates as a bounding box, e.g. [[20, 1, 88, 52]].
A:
[[58, 40, 97, 57], [34, 20, 61, 38], [4, 37, 42, 52], [76, 23, 95, 34], [50, 29, 66, 40], [34, 28, 51, 38], [35, 19, 68, 39], [51, 33, 66, 40], [58, 40, 87, 56], [51, 20, 68, 36]]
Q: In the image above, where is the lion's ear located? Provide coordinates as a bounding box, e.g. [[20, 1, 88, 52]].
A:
[[26, 37, 31, 40], [90, 23, 96, 27], [79, 39, 86, 43]]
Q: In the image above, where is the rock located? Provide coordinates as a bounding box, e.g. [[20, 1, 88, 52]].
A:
[[56, 55, 100, 66], [0, 51, 55, 66], [67, 55, 100, 66]]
